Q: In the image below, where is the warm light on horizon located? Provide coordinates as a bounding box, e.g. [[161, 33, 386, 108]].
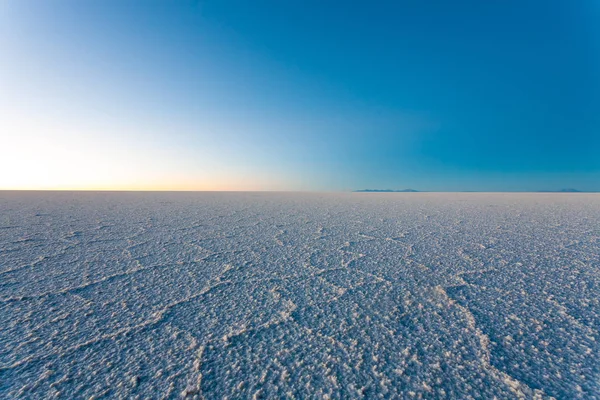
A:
[[0, 112, 301, 192]]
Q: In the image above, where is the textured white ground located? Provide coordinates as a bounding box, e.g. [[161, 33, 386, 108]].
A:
[[1, 192, 599, 399]]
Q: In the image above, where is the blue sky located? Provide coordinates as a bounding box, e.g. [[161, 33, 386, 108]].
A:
[[1, 0, 599, 191]]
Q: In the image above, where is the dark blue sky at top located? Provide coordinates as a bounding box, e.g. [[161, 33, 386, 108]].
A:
[[4, 0, 599, 190], [199, 1, 599, 170]]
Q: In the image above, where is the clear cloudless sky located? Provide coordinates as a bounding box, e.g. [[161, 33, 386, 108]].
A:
[[1, 0, 599, 191]]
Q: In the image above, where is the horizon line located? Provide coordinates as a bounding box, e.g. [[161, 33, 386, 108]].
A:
[[0, 189, 597, 193]]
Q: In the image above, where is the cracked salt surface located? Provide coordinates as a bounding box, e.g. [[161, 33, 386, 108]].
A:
[[1, 192, 599, 399]]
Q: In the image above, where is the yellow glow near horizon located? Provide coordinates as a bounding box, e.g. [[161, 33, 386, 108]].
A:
[[0, 113, 294, 191]]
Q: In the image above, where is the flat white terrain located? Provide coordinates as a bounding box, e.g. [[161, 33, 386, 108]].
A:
[[1, 192, 599, 399]]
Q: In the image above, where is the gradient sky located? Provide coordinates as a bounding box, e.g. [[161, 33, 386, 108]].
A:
[[2, 1, 599, 191]]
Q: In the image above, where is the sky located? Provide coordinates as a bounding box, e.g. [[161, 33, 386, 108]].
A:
[[1, 0, 599, 191]]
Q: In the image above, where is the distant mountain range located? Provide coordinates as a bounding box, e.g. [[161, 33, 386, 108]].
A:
[[354, 189, 419, 193], [354, 188, 591, 193], [537, 189, 582, 193]]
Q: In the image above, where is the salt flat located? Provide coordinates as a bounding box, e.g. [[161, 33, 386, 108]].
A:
[[0, 192, 599, 399]]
